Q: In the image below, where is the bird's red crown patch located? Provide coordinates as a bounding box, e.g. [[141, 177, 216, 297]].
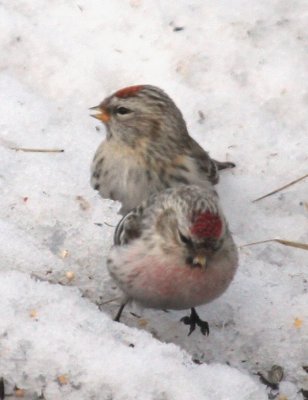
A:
[[191, 211, 223, 239], [115, 85, 143, 98]]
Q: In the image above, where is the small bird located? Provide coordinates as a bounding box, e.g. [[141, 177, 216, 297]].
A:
[[90, 85, 235, 215], [107, 185, 238, 335]]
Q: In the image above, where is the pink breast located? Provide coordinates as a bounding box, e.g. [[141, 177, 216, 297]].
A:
[[123, 258, 224, 310]]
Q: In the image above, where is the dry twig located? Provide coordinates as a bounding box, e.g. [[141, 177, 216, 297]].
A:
[[240, 239, 308, 250], [99, 297, 121, 305], [252, 174, 308, 202], [11, 147, 64, 153]]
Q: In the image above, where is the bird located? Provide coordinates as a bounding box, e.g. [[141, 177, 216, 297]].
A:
[[106, 184, 238, 335], [90, 85, 235, 215]]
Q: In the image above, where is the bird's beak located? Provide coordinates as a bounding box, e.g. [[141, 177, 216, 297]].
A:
[[89, 105, 110, 123], [192, 255, 207, 269]]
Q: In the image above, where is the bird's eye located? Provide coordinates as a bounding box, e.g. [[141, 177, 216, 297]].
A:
[[179, 231, 192, 245], [115, 106, 131, 115]]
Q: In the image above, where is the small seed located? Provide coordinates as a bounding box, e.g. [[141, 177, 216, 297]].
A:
[[268, 365, 284, 384], [15, 388, 25, 397], [57, 375, 69, 385], [65, 271, 75, 281], [29, 310, 38, 319]]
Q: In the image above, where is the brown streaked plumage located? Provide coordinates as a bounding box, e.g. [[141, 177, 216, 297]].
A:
[[90, 85, 235, 215]]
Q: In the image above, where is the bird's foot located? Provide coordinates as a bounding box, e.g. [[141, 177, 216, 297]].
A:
[[180, 308, 209, 336]]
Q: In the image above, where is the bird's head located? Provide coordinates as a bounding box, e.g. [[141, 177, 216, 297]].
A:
[[153, 187, 226, 269], [90, 85, 188, 144], [178, 210, 225, 269]]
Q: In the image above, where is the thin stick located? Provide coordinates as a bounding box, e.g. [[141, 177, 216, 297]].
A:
[[11, 147, 64, 153], [252, 174, 308, 202], [99, 297, 121, 305], [104, 221, 116, 228], [240, 239, 308, 250]]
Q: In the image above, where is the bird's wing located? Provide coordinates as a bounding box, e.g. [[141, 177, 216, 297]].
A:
[[113, 206, 144, 246]]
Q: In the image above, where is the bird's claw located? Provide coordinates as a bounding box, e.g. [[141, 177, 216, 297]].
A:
[[180, 315, 196, 336], [198, 320, 210, 336], [180, 308, 210, 336]]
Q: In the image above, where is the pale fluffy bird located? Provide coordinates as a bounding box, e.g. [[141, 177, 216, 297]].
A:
[[107, 185, 238, 335], [90, 85, 235, 215]]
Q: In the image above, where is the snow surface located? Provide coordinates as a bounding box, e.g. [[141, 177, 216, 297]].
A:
[[0, 0, 307, 399]]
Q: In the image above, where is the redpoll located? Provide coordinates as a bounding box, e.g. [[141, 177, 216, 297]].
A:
[[90, 85, 235, 215], [107, 185, 238, 335]]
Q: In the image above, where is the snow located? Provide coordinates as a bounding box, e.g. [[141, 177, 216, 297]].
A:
[[0, 271, 266, 400], [0, 0, 307, 399]]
